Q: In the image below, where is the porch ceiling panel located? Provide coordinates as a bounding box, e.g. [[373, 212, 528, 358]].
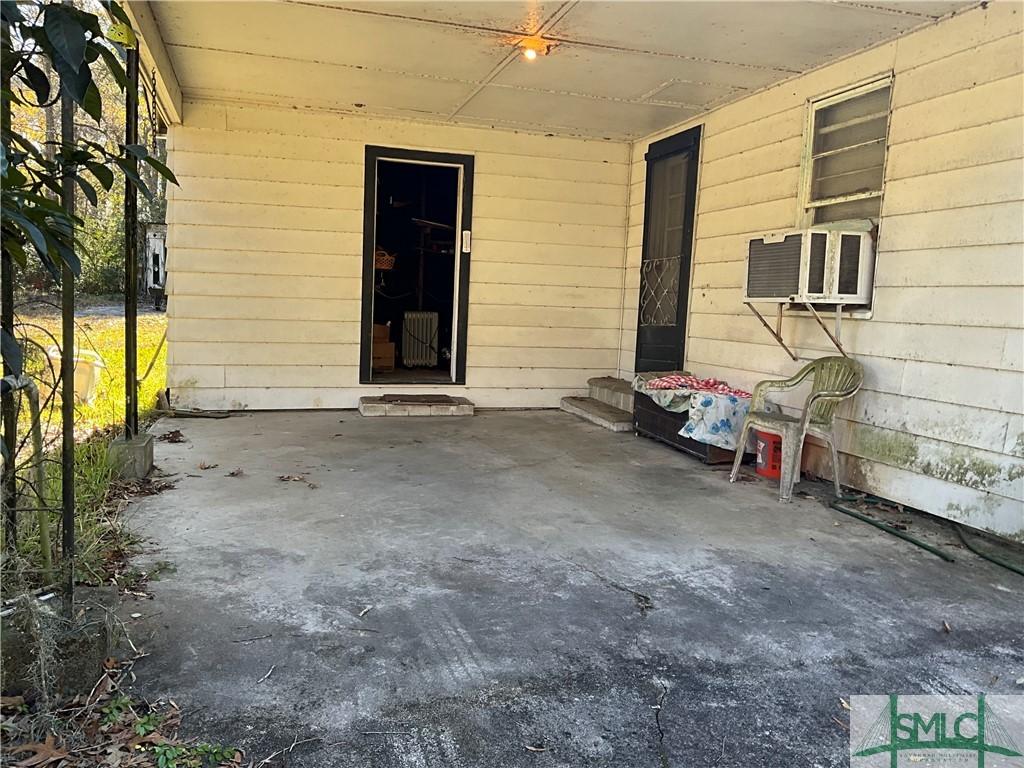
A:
[[334, 1, 566, 32], [151, 1, 512, 82], [490, 44, 775, 104], [458, 85, 701, 136], [543, 1, 951, 70], [168, 47, 478, 118], [146, 0, 976, 140]]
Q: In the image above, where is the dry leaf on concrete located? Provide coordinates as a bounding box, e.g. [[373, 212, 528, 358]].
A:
[[11, 734, 68, 767]]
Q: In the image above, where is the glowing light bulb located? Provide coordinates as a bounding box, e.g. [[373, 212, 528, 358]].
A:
[[517, 35, 553, 59]]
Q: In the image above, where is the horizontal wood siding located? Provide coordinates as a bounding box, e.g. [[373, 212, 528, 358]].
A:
[[166, 102, 630, 409], [619, 4, 1024, 539]]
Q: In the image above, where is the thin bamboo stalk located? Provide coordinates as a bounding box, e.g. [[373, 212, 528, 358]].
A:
[[24, 381, 53, 581]]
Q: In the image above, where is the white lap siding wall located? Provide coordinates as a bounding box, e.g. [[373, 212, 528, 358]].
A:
[[618, 4, 1024, 539], [165, 102, 630, 409]]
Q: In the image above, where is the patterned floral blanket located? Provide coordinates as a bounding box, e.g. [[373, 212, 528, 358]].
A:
[[633, 372, 752, 450], [643, 373, 751, 399], [678, 392, 750, 450]]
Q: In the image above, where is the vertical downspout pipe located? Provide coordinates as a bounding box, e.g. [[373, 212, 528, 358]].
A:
[[59, 11, 76, 613], [124, 48, 140, 439]]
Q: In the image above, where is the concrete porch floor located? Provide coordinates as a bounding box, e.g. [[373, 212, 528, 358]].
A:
[[126, 411, 1023, 767]]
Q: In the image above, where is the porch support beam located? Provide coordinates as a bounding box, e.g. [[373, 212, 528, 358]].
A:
[[123, 0, 183, 125], [59, 6, 77, 612], [124, 47, 140, 438], [1, 63, 16, 551]]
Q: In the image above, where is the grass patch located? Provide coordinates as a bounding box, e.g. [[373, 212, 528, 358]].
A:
[[2, 305, 168, 596], [13, 308, 168, 436]]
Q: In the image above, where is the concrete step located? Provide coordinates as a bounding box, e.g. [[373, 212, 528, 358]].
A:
[[560, 396, 633, 433], [587, 376, 634, 413], [359, 395, 474, 417]]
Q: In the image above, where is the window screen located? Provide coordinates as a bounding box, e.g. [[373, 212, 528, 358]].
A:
[[805, 81, 891, 224]]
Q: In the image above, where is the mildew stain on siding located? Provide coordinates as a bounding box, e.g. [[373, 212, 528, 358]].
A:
[[851, 424, 920, 469], [848, 423, 1024, 495]]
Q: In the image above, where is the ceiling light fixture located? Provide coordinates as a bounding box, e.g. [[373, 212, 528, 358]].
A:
[[518, 36, 552, 60]]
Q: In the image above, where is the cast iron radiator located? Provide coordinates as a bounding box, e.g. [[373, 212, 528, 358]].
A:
[[402, 311, 439, 367]]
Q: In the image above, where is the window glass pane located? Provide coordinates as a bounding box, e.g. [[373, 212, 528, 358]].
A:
[[815, 86, 890, 131], [814, 195, 881, 224], [658, 156, 687, 257], [665, 222, 684, 258], [814, 114, 888, 154], [667, 157, 685, 191], [814, 141, 885, 183], [807, 82, 891, 216], [812, 164, 885, 200], [644, 161, 669, 263], [666, 192, 685, 230]]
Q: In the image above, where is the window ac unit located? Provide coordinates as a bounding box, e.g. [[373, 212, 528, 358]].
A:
[[744, 221, 875, 306]]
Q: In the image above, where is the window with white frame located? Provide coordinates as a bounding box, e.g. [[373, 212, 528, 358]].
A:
[[803, 78, 892, 225]]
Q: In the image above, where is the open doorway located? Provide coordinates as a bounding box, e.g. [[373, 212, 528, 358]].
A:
[[360, 146, 474, 385]]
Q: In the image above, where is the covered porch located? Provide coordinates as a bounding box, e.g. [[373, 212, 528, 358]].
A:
[[122, 0, 1024, 541], [127, 410, 1024, 766], [2, 1, 1022, 765]]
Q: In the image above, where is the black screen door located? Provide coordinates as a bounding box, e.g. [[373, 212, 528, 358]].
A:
[[635, 126, 701, 373]]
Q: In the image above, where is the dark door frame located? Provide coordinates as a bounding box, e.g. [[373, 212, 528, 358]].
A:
[[634, 125, 702, 373], [359, 145, 475, 385]]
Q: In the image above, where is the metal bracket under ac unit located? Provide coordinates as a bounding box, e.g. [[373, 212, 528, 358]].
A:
[[744, 301, 849, 360]]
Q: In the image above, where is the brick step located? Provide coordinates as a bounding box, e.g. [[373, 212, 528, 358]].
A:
[[359, 395, 474, 416], [560, 396, 633, 433], [587, 376, 634, 413]]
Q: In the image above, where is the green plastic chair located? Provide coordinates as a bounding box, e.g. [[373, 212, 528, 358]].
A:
[[729, 356, 864, 502]]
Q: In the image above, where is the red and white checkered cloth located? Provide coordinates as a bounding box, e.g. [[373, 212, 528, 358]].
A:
[[645, 374, 751, 399]]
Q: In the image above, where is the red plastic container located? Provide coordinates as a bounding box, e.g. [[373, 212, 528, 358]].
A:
[[754, 430, 783, 479]]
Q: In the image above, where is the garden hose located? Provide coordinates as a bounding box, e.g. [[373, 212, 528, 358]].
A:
[[829, 493, 1024, 577], [954, 523, 1024, 578], [829, 499, 955, 562]]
